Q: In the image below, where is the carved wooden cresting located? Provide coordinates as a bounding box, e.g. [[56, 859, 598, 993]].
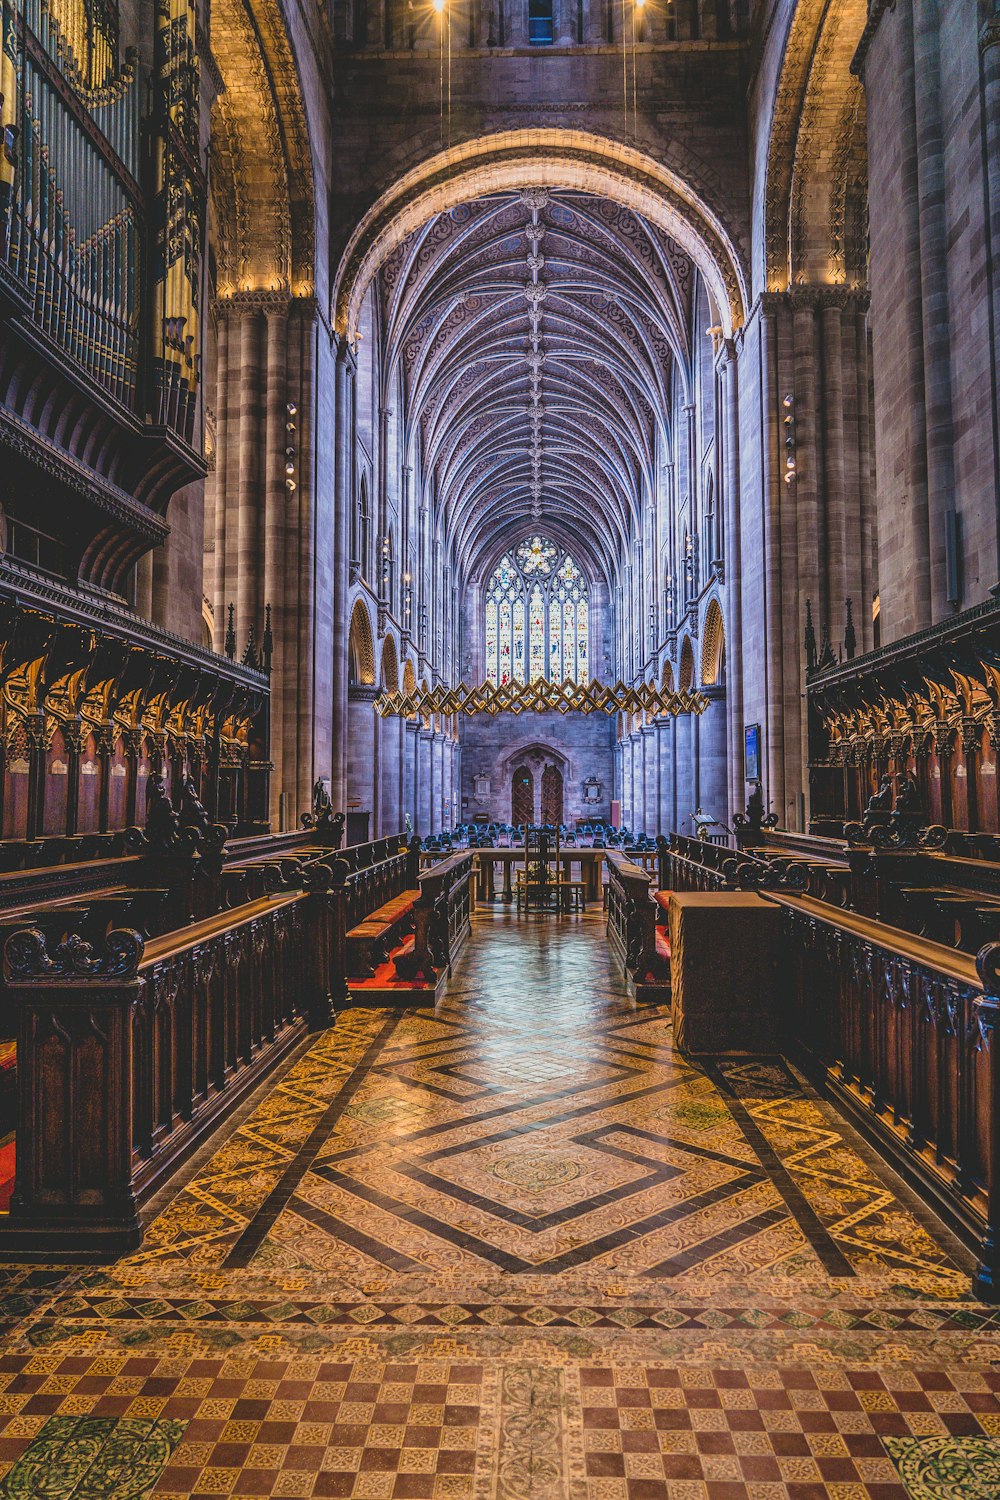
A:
[[808, 600, 1000, 837], [0, 580, 271, 844]]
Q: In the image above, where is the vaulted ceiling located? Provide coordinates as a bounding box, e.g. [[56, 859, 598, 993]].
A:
[[377, 188, 703, 588]]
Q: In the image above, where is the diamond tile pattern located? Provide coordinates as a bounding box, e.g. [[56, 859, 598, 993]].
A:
[[0, 911, 996, 1499]]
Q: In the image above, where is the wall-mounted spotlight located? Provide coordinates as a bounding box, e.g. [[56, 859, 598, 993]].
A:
[[285, 401, 298, 493], [782, 393, 796, 485]]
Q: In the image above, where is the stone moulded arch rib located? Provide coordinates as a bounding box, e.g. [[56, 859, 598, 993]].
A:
[[334, 130, 748, 339], [210, 0, 316, 294], [762, 0, 867, 292]]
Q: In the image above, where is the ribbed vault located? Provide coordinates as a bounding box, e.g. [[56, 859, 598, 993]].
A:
[[375, 186, 702, 589]]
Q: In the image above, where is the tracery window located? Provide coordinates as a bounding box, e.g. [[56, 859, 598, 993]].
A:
[[484, 536, 590, 685]]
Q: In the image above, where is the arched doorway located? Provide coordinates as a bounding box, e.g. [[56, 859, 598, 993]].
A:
[[541, 764, 563, 826], [512, 765, 534, 825]]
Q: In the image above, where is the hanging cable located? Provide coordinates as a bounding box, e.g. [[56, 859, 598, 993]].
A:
[[434, 0, 445, 145], [621, 0, 629, 140]]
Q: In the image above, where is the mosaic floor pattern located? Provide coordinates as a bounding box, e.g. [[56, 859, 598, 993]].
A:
[[0, 911, 998, 1498]]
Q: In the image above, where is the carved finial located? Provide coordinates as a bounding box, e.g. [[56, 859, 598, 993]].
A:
[[844, 597, 856, 660], [242, 623, 259, 670], [225, 603, 236, 660], [817, 626, 836, 673], [804, 599, 817, 673], [262, 604, 273, 673]]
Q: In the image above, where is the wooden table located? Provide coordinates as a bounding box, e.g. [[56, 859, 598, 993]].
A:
[[420, 847, 658, 907]]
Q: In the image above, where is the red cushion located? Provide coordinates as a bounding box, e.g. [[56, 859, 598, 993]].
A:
[[0, 1138, 15, 1213], [655, 929, 671, 961], [654, 891, 671, 916]]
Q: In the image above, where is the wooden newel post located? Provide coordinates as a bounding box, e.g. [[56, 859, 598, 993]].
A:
[[302, 863, 336, 1030], [328, 858, 352, 1010], [973, 944, 1000, 1301], [656, 834, 669, 892], [3, 926, 146, 1258], [407, 835, 422, 887]]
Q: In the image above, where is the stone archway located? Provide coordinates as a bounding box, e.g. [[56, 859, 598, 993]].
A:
[[334, 129, 748, 341]]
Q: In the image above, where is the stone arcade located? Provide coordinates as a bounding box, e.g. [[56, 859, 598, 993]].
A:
[[0, 2, 998, 1497]]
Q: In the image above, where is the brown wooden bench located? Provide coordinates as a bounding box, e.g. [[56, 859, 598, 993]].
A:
[[345, 890, 420, 978]]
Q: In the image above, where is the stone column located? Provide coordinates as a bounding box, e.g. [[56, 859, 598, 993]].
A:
[[698, 687, 728, 828], [431, 730, 444, 832], [981, 15, 1000, 592], [642, 724, 657, 835], [380, 714, 403, 835], [417, 729, 433, 833], [912, 0, 957, 619], [759, 301, 785, 826], [263, 302, 288, 819], [332, 338, 356, 812], [719, 344, 742, 826], [656, 717, 672, 835], [404, 720, 418, 829], [346, 687, 377, 820], [236, 307, 263, 638], [674, 711, 693, 837]]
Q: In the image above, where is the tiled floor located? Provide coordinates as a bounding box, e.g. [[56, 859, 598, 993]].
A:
[[0, 911, 999, 1498]]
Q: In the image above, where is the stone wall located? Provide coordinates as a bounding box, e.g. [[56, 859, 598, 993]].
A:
[[460, 711, 615, 825]]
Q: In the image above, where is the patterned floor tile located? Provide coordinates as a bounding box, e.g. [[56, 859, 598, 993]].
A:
[[0, 910, 994, 1499]]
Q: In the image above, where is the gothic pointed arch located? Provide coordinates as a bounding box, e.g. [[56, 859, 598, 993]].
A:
[[210, 0, 316, 295], [380, 634, 400, 693], [762, 0, 868, 292], [348, 599, 376, 686], [335, 130, 748, 339], [701, 598, 725, 686], [679, 636, 695, 693]]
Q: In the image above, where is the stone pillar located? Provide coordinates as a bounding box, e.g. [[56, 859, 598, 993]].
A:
[[656, 718, 672, 835], [642, 725, 657, 835], [262, 303, 288, 818], [719, 344, 742, 827], [346, 687, 377, 820], [236, 308, 263, 637], [759, 302, 785, 827], [417, 729, 432, 833], [698, 687, 728, 828], [431, 730, 444, 832], [675, 711, 694, 837], [404, 720, 418, 829], [380, 714, 403, 835], [332, 338, 356, 812], [981, 14, 1000, 592]]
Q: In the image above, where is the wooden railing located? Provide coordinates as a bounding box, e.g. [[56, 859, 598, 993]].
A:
[[606, 850, 669, 1000], [397, 851, 474, 983], [658, 834, 852, 909], [2, 874, 337, 1257], [775, 892, 1000, 1299]]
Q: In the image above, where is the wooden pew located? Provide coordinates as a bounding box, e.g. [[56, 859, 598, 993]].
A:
[[605, 850, 670, 1002], [0, 880, 337, 1258], [774, 892, 1000, 1300]]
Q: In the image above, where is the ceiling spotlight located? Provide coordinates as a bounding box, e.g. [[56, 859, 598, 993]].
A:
[[432, 0, 445, 13]]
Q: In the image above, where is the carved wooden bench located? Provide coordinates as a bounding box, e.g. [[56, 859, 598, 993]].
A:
[[345, 890, 420, 978]]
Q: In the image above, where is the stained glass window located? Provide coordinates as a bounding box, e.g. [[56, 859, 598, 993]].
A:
[[483, 538, 590, 685]]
